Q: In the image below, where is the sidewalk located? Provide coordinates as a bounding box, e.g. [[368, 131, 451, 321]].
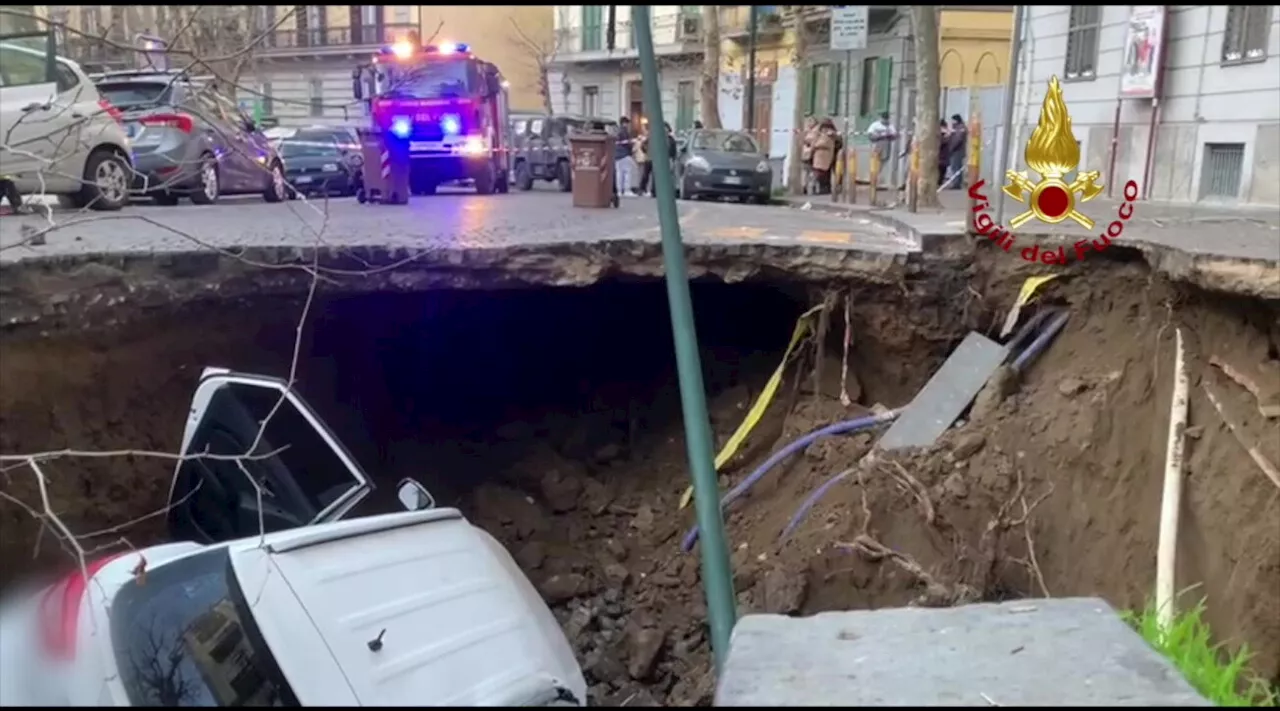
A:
[[781, 189, 1280, 264]]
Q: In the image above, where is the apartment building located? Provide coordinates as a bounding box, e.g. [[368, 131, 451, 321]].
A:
[[35, 6, 555, 127], [1014, 5, 1279, 205]]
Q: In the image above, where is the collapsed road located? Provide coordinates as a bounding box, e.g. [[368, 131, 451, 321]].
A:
[[1, 192, 1277, 705]]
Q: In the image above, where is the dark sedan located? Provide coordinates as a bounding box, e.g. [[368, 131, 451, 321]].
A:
[[279, 131, 361, 198], [675, 129, 773, 203]]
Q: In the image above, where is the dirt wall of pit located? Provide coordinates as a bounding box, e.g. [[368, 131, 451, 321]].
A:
[[0, 252, 1277, 704]]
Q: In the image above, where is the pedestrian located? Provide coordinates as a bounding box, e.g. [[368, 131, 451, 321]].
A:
[[945, 114, 968, 190], [654, 122, 677, 199], [614, 117, 638, 198], [810, 119, 839, 195], [0, 176, 24, 215], [800, 117, 818, 194], [866, 111, 897, 191], [937, 118, 952, 188], [634, 123, 652, 196]]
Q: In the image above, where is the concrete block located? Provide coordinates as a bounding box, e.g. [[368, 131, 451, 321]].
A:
[[715, 598, 1210, 707]]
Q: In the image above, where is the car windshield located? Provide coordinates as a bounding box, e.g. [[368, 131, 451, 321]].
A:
[[385, 57, 479, 100], [280, 138, 340, 158], [110, 548, 299, 707], [691, 131, 758, 154], [97, 81, 175, 110]]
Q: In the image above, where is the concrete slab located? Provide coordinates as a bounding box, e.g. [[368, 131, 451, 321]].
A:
[[715, 598, 1210, 707], [877, 331, 1007, 451]]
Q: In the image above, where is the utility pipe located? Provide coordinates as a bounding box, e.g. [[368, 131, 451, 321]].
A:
[[631, 6, 736, 675], [993, 4, 1026, 227], [1141, 100, 1161, 200], [1156, 328, 1189, 633], [1106, 100, 1122, 198], [745, 5, 758, 133]]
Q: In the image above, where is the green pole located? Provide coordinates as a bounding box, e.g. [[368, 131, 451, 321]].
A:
[[632, 6, 737, 673]]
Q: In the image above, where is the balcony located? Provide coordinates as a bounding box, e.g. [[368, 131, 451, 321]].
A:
[[719, 6, 786, 41], [551, 13, 703, 65], [255, 22, 419, 58]]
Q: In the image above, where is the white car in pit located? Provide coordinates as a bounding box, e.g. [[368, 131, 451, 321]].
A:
[[0, 368, 586, 707]]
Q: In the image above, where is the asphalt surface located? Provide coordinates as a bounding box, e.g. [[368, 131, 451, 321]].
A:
[[0, 188, 917, 264]]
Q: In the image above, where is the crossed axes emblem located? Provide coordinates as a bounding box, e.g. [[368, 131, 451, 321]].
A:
[[1001, 169, 1104, 230]]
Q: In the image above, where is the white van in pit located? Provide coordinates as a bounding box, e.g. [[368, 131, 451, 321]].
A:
[[0, 367, 586, 707]]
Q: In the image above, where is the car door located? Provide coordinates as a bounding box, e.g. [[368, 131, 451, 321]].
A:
[[165, 367, 374, 545], [0, 42, 59, 183], [211, 92, 267, 192]]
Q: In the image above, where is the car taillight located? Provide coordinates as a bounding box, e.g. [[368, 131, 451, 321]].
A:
[[139, 113, 194, 134], [97, 98, 123, 124], [38, 552, 127, 660]]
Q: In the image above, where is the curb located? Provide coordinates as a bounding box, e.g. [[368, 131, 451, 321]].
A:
[[774, 198, 965, 255]]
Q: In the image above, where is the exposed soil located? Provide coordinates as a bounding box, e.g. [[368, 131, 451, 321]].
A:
[[1, 259, 1278, 705]]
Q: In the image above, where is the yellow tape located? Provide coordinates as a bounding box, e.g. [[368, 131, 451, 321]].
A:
[[679, 304, 826, 510], [1014, 275, 1059, 310]]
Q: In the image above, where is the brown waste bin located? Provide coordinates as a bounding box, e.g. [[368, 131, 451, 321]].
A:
[[356, 127, 410, 205], [568, 133, 617, 208]]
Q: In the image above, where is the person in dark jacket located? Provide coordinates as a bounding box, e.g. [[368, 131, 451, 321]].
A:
[[614, 117, 637, 196], [945, 114, 968, 189], [937, 119, 952, 188]]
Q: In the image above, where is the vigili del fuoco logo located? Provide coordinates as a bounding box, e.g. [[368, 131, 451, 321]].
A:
[[968, 76, 1141, 266]]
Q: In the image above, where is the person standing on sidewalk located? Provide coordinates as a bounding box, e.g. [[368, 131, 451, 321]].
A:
[[614, 117, 637, 197], [634, 123, 653, 196], [945, 114, 969, 190]]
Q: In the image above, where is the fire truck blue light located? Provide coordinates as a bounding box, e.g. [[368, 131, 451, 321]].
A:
[[391, 116, 413, 138], [441, 114, 461, 135]]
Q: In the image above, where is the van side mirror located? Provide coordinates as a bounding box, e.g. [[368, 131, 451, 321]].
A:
[[486, 72, 503, 97], [396, 478, 435, 511]]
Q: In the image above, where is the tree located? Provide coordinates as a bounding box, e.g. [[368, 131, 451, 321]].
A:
[[509, 19, 560, 115], [154, 7, 263, 92], [698, 6, 723, 128], [909, 6, 942, 207], [784, 6, 815, 195]]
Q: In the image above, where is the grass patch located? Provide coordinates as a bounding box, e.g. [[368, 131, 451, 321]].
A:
[[1123, 599, 1277, 706]]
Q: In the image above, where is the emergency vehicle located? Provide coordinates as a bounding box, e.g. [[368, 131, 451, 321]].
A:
[[352, 40, 512, 196]]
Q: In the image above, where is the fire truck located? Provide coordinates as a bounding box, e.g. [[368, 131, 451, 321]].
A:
[[352, 40, 512, 196]]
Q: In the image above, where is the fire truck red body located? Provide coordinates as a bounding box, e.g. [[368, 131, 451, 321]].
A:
[[354, 41, 511, 196]]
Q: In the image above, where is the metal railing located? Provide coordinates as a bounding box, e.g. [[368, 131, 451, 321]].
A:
[[260, 22, 419, 51], [719, 6, 784, 37]]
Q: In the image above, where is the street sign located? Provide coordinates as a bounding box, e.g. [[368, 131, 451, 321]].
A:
[[830, 6, 869, 51]]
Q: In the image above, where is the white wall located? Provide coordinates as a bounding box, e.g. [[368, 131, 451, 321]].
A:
[[1018, 5, 1280, 205], [256, 64, 360, 127], [553, 5, 697, 53]]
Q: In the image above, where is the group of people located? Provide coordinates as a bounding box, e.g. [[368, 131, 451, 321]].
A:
[[937, 114, 969, 190], [612, 117, 686, 198], [799, 110, 971, 195]]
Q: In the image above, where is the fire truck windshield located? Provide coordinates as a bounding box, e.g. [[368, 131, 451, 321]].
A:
[[384, 58, 481, 100]]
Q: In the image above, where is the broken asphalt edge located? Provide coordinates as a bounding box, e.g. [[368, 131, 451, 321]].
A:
[[0, 239, 912, 333], [780, 198, 1280, 301]]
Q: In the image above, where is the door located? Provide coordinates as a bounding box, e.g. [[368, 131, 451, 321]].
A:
[[527, 117, 548, 177], [0, 42, 59, 182], [752, 84, 773, 155], [165, 367, 374, 544]]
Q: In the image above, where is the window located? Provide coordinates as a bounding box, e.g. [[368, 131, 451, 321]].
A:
[[259, 81, 273, 115], [309, 78, 324, 117], [808, 63, 830, 115], [582, 85, 599, 116], [529, 118, 546, 136], [96, 81, 174, 110], [858, 57, 877, 115], [360, 5, 379, 26], [53, 61, 79, 92], [1222, 6, 1272, 63], [82, 7, 101, 35], [1064, 6, 1100, 80], [393, 7, 411, 25], [0, 45, 52, 88], [110, 548, 300, 707], [676, 80, 696, 131], [1200, 143, 1245, 199], [582, 6, 603, 51]]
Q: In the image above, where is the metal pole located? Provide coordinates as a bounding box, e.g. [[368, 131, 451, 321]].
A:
[[745, 6, 758, 132], [633, 5, 737, 674], [993, 4, 1026, 227], [843, 48, 854, 202]]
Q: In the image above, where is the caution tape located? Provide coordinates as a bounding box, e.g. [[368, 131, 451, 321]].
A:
[[678, 304, 827, 511], [999, 275, 1060, 339]]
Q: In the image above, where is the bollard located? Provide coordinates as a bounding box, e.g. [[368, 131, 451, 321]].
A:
[[907, 140, 920, 213], [966, 117, 982, 233], [846, 148, 858, 204], [869, 152, 881, 206]]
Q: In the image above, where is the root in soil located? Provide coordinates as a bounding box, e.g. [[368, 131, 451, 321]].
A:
[[1, 259, 1278, 705]]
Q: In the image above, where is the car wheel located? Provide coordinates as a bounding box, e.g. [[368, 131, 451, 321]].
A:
[[556, 160, 572, 192], [263, 162, 287, 203], [474, 164, 496, 195], [77, 149, 130, 211], [189, 155, 220, 205], [515, 161, 534, 191], [495, 169, 510, 194]]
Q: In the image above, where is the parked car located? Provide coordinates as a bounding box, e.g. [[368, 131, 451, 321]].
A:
[[279, 128, 362, 198], [676, 128, 773, 203], [512, 115, 615, 192], [0, 366, 588, 707], [0, 39, 133, 210], [91, 70, 287, 205]]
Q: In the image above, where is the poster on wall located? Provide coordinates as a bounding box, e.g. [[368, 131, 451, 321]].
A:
[[1119, 6, 1169, 99]]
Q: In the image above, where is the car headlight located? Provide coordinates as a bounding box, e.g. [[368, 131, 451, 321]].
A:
[[687, 156, 710, 173], [756, 160, 771, 173]]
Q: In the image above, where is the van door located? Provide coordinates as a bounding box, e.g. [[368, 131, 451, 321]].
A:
[[165, 367, 374, 544]]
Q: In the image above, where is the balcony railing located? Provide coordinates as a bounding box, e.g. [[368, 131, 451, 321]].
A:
[[719, 6, 785, 39], [257, 22, 419, 54], [552, 14, 702, 60]]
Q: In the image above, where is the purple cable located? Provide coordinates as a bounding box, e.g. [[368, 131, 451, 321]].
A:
[[779, 466, 859, 540], [679, 409, 902, 552]]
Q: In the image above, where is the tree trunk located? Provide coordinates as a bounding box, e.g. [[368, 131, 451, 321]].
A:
[[786, 7, 811, 195], [699, 6, 723, 128], [538, 64, 554, 115], [910, 6, 942, 208]]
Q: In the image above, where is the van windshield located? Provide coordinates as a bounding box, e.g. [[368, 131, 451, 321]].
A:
[[385, 58, 480, 100], [110, 548, 299, 707]]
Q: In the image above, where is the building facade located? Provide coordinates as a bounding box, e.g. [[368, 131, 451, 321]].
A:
[[1014, 5, 1279, 206], [35, 5, 556, 127]]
